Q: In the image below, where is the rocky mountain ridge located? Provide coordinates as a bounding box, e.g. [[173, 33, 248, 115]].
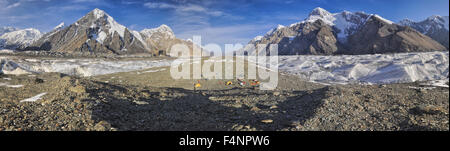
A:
[[242, 7, 447, 55], [399, 15, 449, 48], [0, 28, 42, 49], [23, 8, 193, 56]]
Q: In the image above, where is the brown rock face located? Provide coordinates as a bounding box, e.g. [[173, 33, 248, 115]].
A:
[[250, 20, 341, 55], [289, 20, 340, 55], [344, 16, 447, 54]]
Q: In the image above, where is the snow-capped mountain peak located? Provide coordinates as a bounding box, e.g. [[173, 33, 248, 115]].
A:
[[76, 8, 128, 44], [303, 7, 335, 25], [398, 15, 449, 48], [399, 15, 449, 32], [286, 9, 396, 41], [25, 8, 150, 54], [24, 8, 189, 55], [309, 7, 332, 17], [158, 24, 172, 31], [427, 15, 442, 21], [426, 15, 449, 30], [91, 8, 107, 19], [0, 28, 42, 49], [240, 7, 446, 56], [288, 9, 367, 40], [140, 24, 175, 39]]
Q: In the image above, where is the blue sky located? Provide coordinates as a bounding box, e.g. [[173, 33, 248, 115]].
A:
[[1, 0, 449, 46]]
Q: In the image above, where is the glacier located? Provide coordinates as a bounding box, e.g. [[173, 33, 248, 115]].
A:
[[0, 56, 172, 77], [248, 51, 449, 85], [1, 51, 448, 86]]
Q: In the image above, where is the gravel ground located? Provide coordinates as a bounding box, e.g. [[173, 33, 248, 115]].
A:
[[0, 69, 448, 131], [0, 55, 448, 131]]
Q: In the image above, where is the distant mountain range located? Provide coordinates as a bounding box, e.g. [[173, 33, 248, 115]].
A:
[[1, 8, 449, 56], [399, 15, 449, 48], [1, 8, 193, 56], [23, 8, 194, 56], [241, 7, 448, 55], [0, 27, 41, 49]]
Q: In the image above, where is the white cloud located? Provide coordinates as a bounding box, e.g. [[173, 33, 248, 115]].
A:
[[141, 1, 250, 47], [121, 0, 138, 5], [72, 0, 99, 3], [69, 0, 112, 7], [143, 2, 227, 17], [1, 0, 53, 11], [144, 2, 177, 9], [0, 14, 34, 23], [6, 2, 21, 8], [176, 24, 273, 48], [47, 5, 89, 11], [178, 4, 206, 12]]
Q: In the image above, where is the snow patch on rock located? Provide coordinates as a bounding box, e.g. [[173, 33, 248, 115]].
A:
[[54, 22, 65, 30], [20, 93, 47, 103]]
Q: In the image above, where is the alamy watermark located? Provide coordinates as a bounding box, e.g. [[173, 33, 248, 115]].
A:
[[168, 36, 278, 90]]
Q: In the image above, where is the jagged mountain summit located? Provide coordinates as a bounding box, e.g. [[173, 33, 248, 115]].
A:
[[289, 7, 385, 42], [0, 28, 42, 49], [26, 8, 191, 56], [139, 24, 193, 55], [141, 24, 175, 40], [399, 15, 449, 48], [242, 7, 447, 55]]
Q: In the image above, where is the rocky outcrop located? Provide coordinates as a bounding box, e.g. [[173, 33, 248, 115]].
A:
[[284, 20, 340, 55]]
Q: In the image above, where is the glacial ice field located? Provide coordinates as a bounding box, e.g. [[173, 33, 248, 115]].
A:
[[246, 51, 449, 85], [0, 57, 172, 77], [1, 51, 449, 86]]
